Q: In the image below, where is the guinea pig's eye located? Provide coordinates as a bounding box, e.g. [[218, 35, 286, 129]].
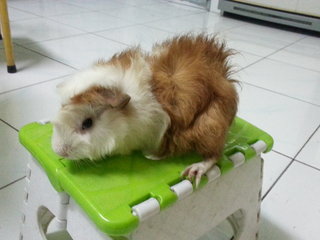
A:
[[82, 118, 93, 130]]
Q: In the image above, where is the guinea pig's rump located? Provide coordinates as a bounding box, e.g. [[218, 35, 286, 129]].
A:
[[149, 35, 238, 159]]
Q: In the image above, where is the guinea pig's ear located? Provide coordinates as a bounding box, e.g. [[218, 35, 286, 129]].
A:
[[97, 87, 131, 109]]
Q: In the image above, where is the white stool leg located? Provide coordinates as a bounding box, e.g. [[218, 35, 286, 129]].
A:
[[131, 156, 263, 240], [228, 207, 260, 240], [20, 157, 70, 240], [228, 158, 263, 240]]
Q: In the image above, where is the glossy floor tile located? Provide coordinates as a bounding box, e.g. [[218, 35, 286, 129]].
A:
[[8, 7, 38, 22], [1, 0, 320, 239], [260, 162, 320, 240], [229, 51, 262, 72], [240, 58, 320, 106], [0, 46, 74, 93], [0, 121, 28, 188], [261, 151, 291, 196], [145, 12, 244, 34], [11, 17, 85, 45], [25, 34, 127, 69], [269, 36, 320, 73], [119, 0, 167, 6], [8, 0, 88, 17], [237, 82, 320, 158], [65, 0, 129, 11], [96, 25, 174, 51], [221, 23, 305, 57], [101, 6, 170, 24], [226, 22, 305, 45], [0, 77, 65, 129], [0, 179, 25, 240], [140, 1, 205, 17], [48, 11, 135, 32]]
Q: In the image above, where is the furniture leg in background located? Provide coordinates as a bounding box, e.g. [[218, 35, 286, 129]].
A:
[[0, 0, 17, 73]]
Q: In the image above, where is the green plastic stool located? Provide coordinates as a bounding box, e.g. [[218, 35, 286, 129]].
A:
[[19, 117, 273, 240]]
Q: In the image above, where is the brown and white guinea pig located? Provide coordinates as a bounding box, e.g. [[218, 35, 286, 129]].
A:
[[51, 34, 238, 186]]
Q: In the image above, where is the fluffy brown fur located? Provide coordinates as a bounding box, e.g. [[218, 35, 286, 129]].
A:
[[150, 35, 238, 159]]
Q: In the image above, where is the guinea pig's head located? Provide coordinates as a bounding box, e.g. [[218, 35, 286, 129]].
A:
[[52, 85, 131, 160]]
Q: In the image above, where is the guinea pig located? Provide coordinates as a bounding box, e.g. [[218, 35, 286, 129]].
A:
[[51, 34, 238, 186]]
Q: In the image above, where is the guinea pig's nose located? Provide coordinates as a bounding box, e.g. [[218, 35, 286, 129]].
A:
[[55, 144, 71, 158]]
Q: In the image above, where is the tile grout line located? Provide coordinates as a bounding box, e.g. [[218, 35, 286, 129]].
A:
[[0, 73, 72, 96], [14, 42, 78, 70], [14, 32, 88, 46], [167, 0, 208, 10], [139, 11, 214, 32], [241, 82, 320, 108], [236, 48, 320, 74], [262, 123, 320, 201], [13, 12, 215, 69], [286, 124, 319, 160], [18, 28, 131, 55], [8, 5, 47, 18], [43, 5, 199, 35], [38, 8, 166, 41], [43, 10, 128, 33], [7, 3, 95, 19], [8, 10, 112, 47], [90, 23, 144, 34], [236, 34, 307, 73], [90, 32, 133, 48], [58, 1, 135, 11], [97, 6, 206, 23], [9, 8, 128, 37], [233, 36, 320, 108], [271, 149, 292, 159], [10, 5, 252, 64], [294, 159, 320, 172], [0, 119, 19, 131], [37, 10, 184, 41], [265, 56, 320, 74], [0, 176, 26, 191]]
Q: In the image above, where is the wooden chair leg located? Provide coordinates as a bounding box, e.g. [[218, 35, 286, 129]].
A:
[[0, 0, 17, 73]]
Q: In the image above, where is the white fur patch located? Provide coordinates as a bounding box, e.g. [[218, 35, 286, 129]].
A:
[[52, 52, 170, 160]]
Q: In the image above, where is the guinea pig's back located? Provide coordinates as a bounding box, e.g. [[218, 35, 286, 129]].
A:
[[149, 35, 238, 157], [150, 35, 237, 127]]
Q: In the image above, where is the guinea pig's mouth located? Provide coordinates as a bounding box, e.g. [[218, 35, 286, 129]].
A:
[[54, 148, 93, 161], [53, 144, 74, 159], [52, 140, 97, 161], [56, 152, 83, 161]]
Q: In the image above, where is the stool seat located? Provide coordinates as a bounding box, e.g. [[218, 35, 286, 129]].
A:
[[19, 117, 273, 237]]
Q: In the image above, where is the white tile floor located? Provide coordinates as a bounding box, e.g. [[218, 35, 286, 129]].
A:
[[0, 0, 319, 239]]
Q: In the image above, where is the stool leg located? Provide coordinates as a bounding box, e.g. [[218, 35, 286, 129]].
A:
[[228, 161, 262, 240], [21, 158, 71, 240], [230, 207, 260, 240], [227, 210, 243, 238], [0, 0, 17, 73]]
